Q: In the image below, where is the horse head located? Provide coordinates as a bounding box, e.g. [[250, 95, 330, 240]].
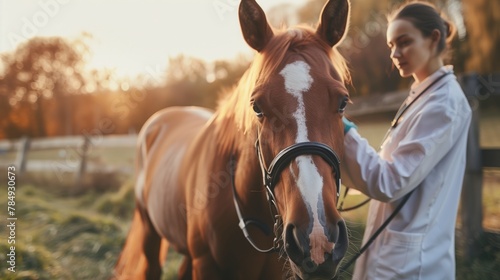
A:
[[238, 0, 350, 278]]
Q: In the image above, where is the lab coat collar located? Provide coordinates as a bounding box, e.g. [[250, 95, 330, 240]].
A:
[[408, 65, 454, 103]]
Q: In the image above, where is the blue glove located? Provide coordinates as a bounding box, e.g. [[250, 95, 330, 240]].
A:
[[342, 116, 357, 134]]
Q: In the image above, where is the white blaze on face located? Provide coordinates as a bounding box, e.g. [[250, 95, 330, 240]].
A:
[[279, 61, 334, 265], [280, 61, 312, 143]]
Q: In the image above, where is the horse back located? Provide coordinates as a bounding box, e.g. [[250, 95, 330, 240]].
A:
[[135, 106, 213, 253]]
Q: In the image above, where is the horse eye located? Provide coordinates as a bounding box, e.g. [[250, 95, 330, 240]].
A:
[[253, 103, 264, 118], [339, 97, 348, 114]]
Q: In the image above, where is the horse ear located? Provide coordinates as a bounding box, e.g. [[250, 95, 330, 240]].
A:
[[316, 0, 350, 47], [239, 0, 274, 52]]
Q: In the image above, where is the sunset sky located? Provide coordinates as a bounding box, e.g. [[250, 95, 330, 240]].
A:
[[0, 0, 306, 80]]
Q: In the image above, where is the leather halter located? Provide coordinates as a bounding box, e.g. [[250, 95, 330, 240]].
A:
[[231, 139, 342, 253], [256, 140, 341, 199]]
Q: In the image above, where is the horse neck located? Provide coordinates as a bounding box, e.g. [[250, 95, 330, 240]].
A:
[[213, 72, 257, 158], [213, 110, 257, 163], [212, 111, 268, 205]]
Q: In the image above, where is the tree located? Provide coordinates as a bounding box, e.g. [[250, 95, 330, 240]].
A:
[[0, 36, 90, 137], [163, 54, 250, 109], [460, 0, 500, 73], [296, 0, 325, 26], [267, 3, 298, 28]]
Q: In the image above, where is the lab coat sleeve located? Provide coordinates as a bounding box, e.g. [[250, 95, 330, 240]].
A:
[[342, 95, 462, 202]]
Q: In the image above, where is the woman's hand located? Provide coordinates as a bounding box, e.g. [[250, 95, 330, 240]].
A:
[[342, 116, 357, 134]]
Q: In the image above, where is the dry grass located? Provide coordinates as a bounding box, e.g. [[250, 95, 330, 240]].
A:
[[483, 169, 500, 229], [0, 185, 128, 280]]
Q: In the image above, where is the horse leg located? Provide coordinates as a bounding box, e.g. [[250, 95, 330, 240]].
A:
[[192, 255, 222, 280], [159, 239, 169, 270], [178, 256, 193, 280], [112, 201, 166, 280], [138, 202, 164, 279]]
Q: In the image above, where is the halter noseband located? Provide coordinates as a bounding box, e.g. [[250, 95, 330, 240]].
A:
[[256, 140, 341, 199], [231, 139, 342, 253]]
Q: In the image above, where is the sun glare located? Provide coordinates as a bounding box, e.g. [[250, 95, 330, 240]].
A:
[[0, 0, 305, 81]]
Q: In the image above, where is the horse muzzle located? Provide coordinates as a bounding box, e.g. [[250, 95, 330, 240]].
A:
[[284, 220, 348, 279]]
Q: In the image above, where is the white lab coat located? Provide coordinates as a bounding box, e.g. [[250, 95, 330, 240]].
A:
[[342, 66, 471, 280]]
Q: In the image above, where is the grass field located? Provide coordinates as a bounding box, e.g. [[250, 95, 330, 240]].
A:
[[1, 109, 499, 279]]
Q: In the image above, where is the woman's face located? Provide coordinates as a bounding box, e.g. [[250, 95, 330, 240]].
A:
[[387, 18, 437, 81]]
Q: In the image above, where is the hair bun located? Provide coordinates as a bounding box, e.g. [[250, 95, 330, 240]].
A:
[[443, 18, 456, 42]]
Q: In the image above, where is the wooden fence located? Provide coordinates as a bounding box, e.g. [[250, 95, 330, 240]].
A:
[[0, 134, 137, 188], [459, 73, 500, 260]]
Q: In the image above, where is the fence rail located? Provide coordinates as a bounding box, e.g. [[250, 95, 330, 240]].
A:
[[0, 135, 137, 188], [0, 134, 137, 151], [482, 149, 500, 168]]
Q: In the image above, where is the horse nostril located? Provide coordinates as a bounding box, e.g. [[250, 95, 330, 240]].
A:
[[285, 224, 305, 265], [302, 257, 319, 273], [332, 220, 349, 262]]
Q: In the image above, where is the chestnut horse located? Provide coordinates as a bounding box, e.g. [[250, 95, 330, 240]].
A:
[[113, 0, 351, 279]]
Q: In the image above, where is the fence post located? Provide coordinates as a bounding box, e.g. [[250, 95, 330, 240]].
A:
[[15, 136, 30, 174], [460, 73, 484, 261], [75, 136, 91, 191]]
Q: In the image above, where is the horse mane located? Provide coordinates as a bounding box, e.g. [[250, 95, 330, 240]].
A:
[[214, 26, 350, 153]]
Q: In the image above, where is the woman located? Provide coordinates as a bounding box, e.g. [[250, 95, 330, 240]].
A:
[[342, 2, 471, 279]]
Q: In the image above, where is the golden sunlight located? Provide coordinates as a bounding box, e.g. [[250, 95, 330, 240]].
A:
[[1, 0, 305, 81]]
